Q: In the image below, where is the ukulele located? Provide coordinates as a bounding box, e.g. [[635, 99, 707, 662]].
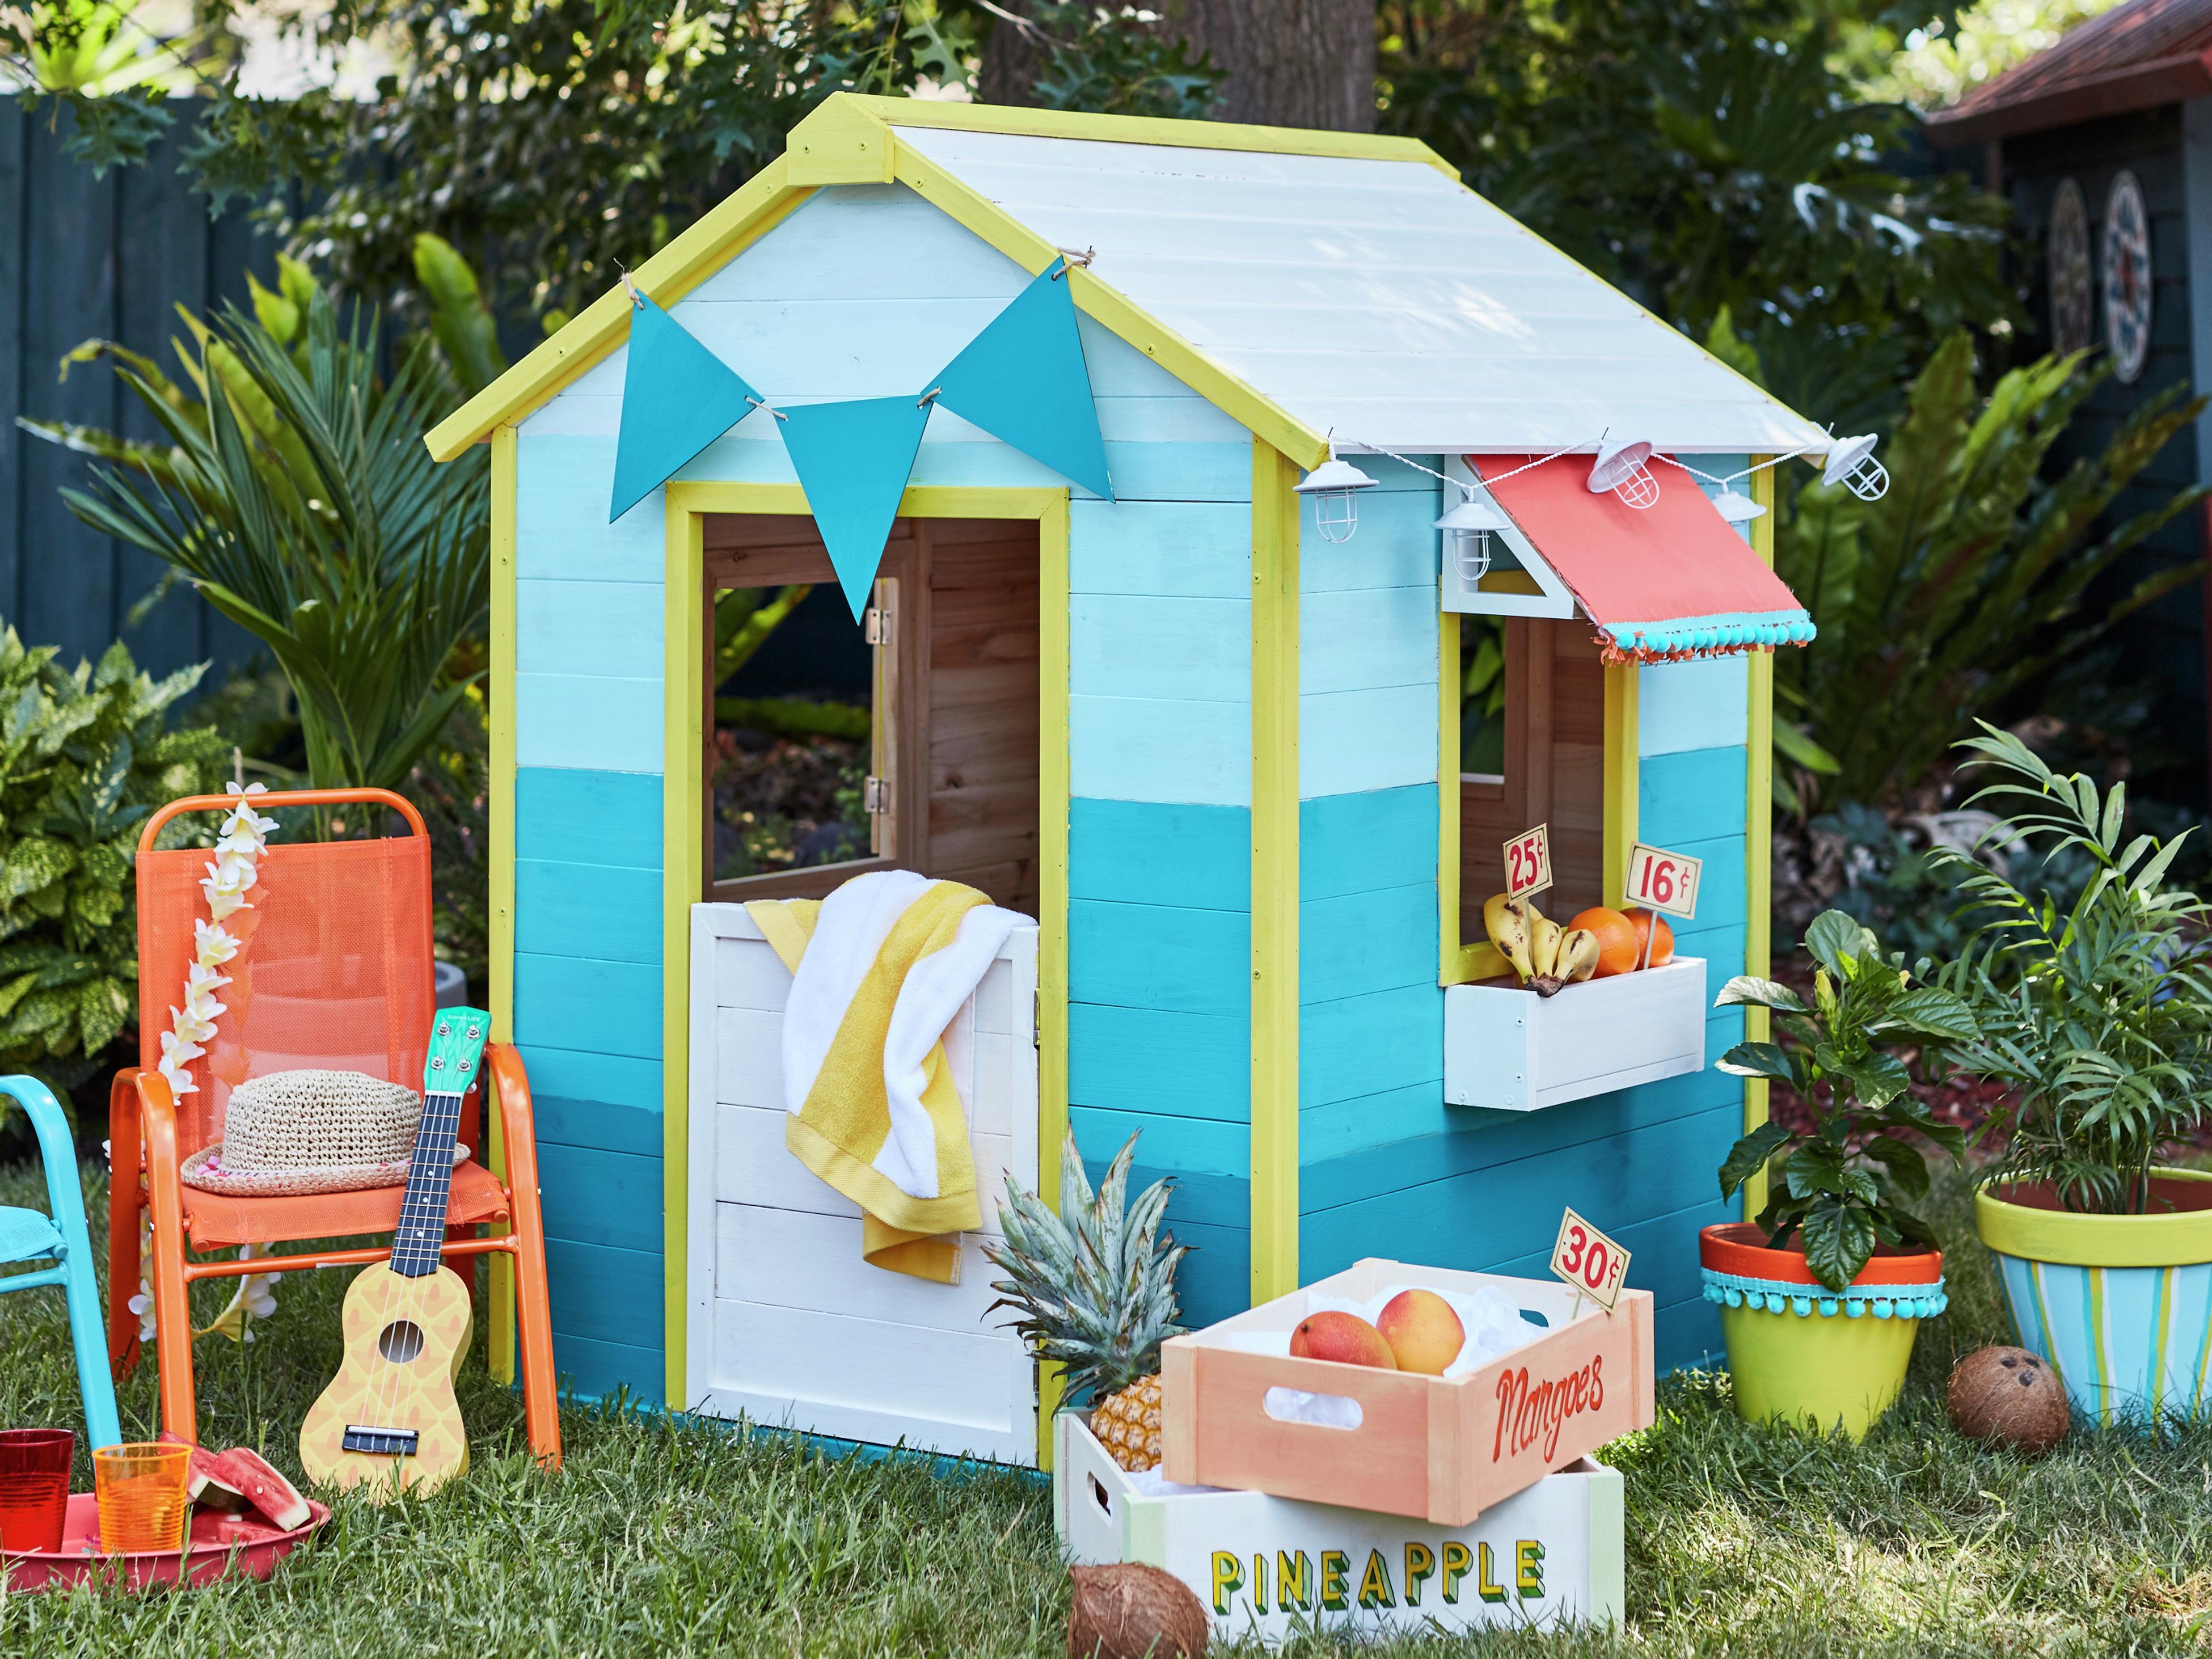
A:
[[299, 1008, 488, 1499]]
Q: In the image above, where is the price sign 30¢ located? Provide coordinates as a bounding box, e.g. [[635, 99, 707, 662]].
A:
[[1550, 1208, 1630, 1314]]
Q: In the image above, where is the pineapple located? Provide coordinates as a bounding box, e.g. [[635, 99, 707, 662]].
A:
[[985, 1126, 1188, 1472]]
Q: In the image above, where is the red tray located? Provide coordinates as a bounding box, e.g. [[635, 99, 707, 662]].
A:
[[1, 1492, 330, 1590]]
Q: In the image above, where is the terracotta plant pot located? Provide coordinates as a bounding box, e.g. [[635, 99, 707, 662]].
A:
[[1975, 1168, 2212, 1428], [1698, 1223, 1946, 1439]]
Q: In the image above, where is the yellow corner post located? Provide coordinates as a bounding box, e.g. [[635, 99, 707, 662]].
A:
[[1249, 441, 1301, 1305], [1601, 664, 1640, 909], [662, 499, 708, 1409], [1743, 461, 1778, 1221], [487, 422, 518, 1383]]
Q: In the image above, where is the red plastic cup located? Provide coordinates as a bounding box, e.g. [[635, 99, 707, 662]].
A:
[[0, 1429, 73, 1554]]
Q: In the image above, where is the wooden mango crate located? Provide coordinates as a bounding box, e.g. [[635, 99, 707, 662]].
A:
[[1160, 1259, 1654, 1525], [1057, 1413, 1624, 1644], [1443, 957, 1707, 1112]]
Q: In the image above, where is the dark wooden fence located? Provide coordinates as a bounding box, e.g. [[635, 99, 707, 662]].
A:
[[1, 96, 270, 682]]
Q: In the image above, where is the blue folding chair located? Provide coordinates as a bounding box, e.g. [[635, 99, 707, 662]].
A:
[[0, 1077, 122, 1451]]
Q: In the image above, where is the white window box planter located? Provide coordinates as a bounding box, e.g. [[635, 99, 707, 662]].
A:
[[1443, 958, 1708, 1113]]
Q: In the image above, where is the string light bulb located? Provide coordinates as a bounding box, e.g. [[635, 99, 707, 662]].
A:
[[1294, 449, 1379, 544], [1435, 489, 1509, 580], [1588, 437, 1660, 509], [1708, 485, 1765, 523], [1822, 434, 1889, 501]]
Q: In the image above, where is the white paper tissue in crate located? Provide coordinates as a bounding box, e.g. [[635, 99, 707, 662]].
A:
[[1055, 1412, 1623, 1645]]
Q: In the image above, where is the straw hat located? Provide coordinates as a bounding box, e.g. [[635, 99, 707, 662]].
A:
[[179, 1069, 466, 1197]]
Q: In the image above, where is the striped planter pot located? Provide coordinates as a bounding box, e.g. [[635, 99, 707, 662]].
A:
[[1977, 1171, 2212, 1428]]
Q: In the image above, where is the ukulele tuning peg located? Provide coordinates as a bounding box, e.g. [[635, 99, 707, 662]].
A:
[[436, 1023, 450, 1038], [431, 1057, 445, 1071], [466, 1025, 481, 1041]]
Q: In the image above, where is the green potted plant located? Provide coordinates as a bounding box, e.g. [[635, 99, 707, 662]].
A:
[[1934, 725, 2212, 1429], [1704, 910, 1975, 1436]]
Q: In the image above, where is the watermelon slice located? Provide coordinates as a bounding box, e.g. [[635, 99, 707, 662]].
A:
[[159, 1433, 312, 1531]]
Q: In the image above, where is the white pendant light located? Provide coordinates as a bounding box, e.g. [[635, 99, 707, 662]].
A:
[[1822, 434, 1889, 501], [1709, 484, 1765, 523], [1588, 437, 1659, 509], [1295, 451, 1379, 544], [1436, 490, 1509, 581]]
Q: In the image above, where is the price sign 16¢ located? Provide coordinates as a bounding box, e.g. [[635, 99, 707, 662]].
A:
[[1624, 842, 1702, 921]]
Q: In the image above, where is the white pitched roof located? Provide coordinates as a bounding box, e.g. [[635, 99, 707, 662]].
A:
[[893, 123, 1829, 457]]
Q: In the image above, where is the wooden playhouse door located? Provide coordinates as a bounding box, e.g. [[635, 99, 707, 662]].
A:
[[685, 905, 1042, 1464]]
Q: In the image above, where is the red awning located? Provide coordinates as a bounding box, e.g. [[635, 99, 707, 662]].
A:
[[1470, 454, 1814, 664]]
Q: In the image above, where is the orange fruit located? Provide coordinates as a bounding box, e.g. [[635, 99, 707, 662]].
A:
[[1624, 908, 1675, 969], [1567, 907, 1640, 977]]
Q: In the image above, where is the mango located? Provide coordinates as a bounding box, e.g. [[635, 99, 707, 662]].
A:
[[1288, 1311, 1397, 1370], [1377, 1289, 1466, 1376]]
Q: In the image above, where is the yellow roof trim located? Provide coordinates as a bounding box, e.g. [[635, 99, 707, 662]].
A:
[[424, 158, 812, 461], [846, 93, 1463, 181]]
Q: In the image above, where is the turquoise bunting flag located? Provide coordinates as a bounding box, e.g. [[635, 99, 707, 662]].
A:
[[779, 396, 932, 620], [930, 261, 1113, 501], [609, 291, 759, 522]]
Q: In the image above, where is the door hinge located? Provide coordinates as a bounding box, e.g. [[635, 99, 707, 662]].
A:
[[863, 775, 890, 814], [863, 603, 893, 647], [1032, 989, 1042, 1050]]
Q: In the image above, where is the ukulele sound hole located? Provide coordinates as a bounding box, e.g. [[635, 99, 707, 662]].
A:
[[378, 1320, 427, 1364]]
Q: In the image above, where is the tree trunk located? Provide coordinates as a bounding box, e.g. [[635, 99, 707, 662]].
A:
[[978, 1, 1375, 133]]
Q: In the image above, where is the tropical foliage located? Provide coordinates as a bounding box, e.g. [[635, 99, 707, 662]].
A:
[[0, 627, 225, 1094], [1715, 909, 1978, 1290], [1934, 725, 2212, 1216]]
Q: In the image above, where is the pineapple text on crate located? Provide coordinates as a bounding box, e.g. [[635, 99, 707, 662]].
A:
[[1208, 1534, 1548, 1619]]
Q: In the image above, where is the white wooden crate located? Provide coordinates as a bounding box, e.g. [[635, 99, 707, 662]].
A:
[[685, 902, 1041, 1466], [1056, 1413, 1623, 1645], [1443, 958, 1707, 1112]]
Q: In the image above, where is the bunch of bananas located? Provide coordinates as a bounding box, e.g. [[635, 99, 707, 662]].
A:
[[1483, 893, 1598, 997]]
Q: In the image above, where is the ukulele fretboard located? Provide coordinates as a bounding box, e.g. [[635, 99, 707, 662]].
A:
[[391, 1087, 465, 1278]]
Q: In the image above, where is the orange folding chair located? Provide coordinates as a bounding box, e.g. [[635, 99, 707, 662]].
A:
[[105, 788, 559, 1468]]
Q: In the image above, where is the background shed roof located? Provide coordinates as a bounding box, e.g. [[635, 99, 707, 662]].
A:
[[1926, 0, 2212, 145]]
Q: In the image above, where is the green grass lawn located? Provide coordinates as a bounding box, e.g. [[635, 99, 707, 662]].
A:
[[0, 1162, 2207, 1657]]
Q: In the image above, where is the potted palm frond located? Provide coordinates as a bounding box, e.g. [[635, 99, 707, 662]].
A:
[[1704, 910, 1976, 1437], [1934, 725, 2212, 1429]]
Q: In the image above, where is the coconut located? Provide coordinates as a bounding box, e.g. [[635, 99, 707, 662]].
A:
[[1947, 1345, 2069, 1454], [1067, 1563, 1209, 1658]]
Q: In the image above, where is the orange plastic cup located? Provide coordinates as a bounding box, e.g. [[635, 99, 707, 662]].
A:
[[0, 1429, 73, 1552], [92, 1442, 190, 1554]]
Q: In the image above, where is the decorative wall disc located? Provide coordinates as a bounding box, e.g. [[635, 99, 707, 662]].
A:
[[2101, 169, 2152, 383], [2047, 177, 2092, 356]]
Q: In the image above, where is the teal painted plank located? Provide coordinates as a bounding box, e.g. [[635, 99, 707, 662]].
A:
[[1071, 501, 1249, 598], [1069, 1003, 1247, 1118], [1300, 684, 1437, 800], [516, 860, 662, 964], [533, 1093, 662, 1160], [538, 1142, 662, 1253], [515, 954, 662, 1061], [1070, 693, 1246, 806], [1071, 1104, 1248, 1187], [1302, 471, 1442, 594], [1300, 984, 1442, 1109], [1157, 1217, 1249, 1328], [1639, 747, 1748, 846], [517, 673, 663, 774], [1300, 585, 1436, 697], [1300, 883, 1437, 1003], [1300, 1081, 1450, 1166], [1672, 923, 1747, 985], [1071, 594, 1248, 702], [551, 1331, 665, 1408], [516, 579, 662, 678], [545, 1237, 664, 1349], [1069, 798, 1248, 910], [1070, 898, 1247, 1018], [1301, 786, 1436, 899], [513, 1044, 661, 1141], [1471, 1203, 1732, 1373], [1638, 834, 1746, 935], [1639, 655, 1749, 755], [515, 769, 662, 868]]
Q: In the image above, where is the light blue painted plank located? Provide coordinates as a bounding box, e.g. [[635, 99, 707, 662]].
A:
[[516, 859, 662, 965], [538, 1142, 663, 1253], [517, 673, 664, 774], [515, 769, 662, 868], [1070, 694, 1247, 806], [1071, 594, 1248, 702], [1068, 1004, 1248, 1119], [517, 437, 666, 585], [1070, 798, 1248, 910], [1070, 898, 1247, 1018], [1301, 474, 1442, 593], [529, 392, 1238, 450], [1301, 585, 1436, 697], [1071, 501, 1250, 598], [1300, 984, 1443, 1109], [515, 953, 661, 1061], [1301, 883, 1438, 1004], [1301, 785, 1436, 899], [1639, 656, 1750, 755], [690, 183, 1029, 303], [551, 1332, 665, 1408], [516, 580, 662, 678], [1299, 684, 1437, 799], [1639, 747, 1748, 847], [669, 434, 1253, 503], [545, 1238, 664, 1350]]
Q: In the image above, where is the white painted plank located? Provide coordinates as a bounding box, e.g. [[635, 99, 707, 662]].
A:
[[715, 1104, 1017, 1219], [715, 1204, 1008, 1325], [715, 934, 792, 1012], [699, 1383, 1034, 1467]]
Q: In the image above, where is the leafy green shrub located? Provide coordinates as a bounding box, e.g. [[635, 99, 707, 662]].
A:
[[0, 628, 225, 1092]]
